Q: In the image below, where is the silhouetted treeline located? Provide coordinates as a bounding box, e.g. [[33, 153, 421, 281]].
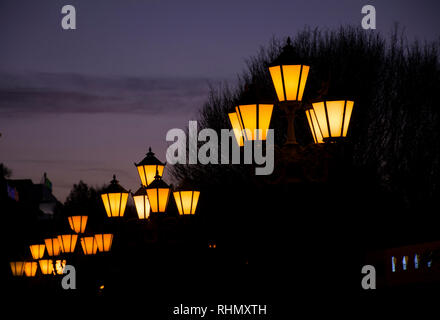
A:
[[171, 25, 440, 217]]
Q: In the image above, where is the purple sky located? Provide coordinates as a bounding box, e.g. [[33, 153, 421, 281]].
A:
[[1, 0, 439, 201]]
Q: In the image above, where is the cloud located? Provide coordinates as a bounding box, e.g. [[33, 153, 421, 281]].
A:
[[0, 72, 220, 116]]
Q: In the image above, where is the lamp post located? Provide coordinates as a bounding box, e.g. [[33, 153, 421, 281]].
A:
[[101, 175, 129, 218], [145, 171, 171, 214], [135, 147, 166, 187], [269, 38, 310, 145]]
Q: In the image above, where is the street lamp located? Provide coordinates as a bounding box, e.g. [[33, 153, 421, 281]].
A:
[[310, 100, 354, 142], [234, 104, 274, 141], [146, 171, 171, 213], [101, 175, 129, 218], [24, 261, 38, 277], [133, 185, 151, 219], [80, 236, 98, 255], [135, 147, 165, 187], [68, 216, 88, 233], [268, 37, 310, 144], [44, 238, 61, 256], [94, 234, 113, 252], [9, 261, 25, 276], [38, 259, 54, 275], [173, 190, 200, 215], [57, 234, 78, 253], [29, 244, 45, 260]]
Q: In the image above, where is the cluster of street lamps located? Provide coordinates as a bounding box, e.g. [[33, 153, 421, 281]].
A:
[[9, 37, 354, 281], [228, 38, 354, 146], [9, 147, 200, 279]]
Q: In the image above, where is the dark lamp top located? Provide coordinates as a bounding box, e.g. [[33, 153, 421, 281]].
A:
[[103, 174, 129, 194], [269, 36, 301, 66], [135, 147, 165, 167], [146, 173, 170, 190], [133, 185, 148, 196]]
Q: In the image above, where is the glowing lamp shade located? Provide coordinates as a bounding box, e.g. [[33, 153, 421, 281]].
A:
[[24, 261, 38, 277], [38, 259, 54, 275], [101, 175, 129, 218], [173, 191, 200, 215], [311, 100, 354, 142], [80, 236, 98, 255], [55, 260, 66, 275], [44, 238, 61, 256], [228, 112, 244, 147], [146, 174, 171, 213], [135, 147, 165, 187], [235, 104, 274, 141], [57, 234, 78, 253], [305, 108, 324, 144], [95, 234, 113, 252], [269, 64, 309, 102], [10, 261, 25, 276], [29, 244, 45, 260], [68, 215, 88, 233], [133, 186, 151, 219]]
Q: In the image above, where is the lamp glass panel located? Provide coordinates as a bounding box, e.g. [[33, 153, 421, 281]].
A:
[[173, 192, 183, 215], [58, 234, 78, 253], [228, 112, 244, 147], [134, 194, 151, 219], [39, 259, 54, 275], [236, 105, 257, 140], [297, 65, 310, 101], [24, 261, 38, 277], [342, 100, 354, 137], [306, 109, 324, 143], [158, 188, 170, 212], [44, 238, 61, 256], [312, 102, 330, 138], [55, 260, 66, 274], [95, 234, 113, 252], [181, 191, 193, 214], [269, 66, 285, 101], [29, 244, 45, 260], [326, 100, 346, 137], [258, 104, 274, 140], [68, 216, 88, 233], [191, 191, 200, 214], [101, 194, 111, 217], [146, 188, 158, 212], [10, 261, 25, 276], [80, 237, 97, 255], [282, 65, 301, 101], [136, 165, 147, 187]]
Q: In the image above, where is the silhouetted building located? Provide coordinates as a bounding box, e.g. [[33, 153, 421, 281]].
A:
[[2, 172, 60, 219]]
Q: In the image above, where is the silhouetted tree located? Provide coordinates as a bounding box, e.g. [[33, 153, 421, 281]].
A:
[[0, 163, 12, 179]]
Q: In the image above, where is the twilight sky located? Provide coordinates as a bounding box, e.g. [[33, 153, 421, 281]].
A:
[[1, 0, 439, 201]]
